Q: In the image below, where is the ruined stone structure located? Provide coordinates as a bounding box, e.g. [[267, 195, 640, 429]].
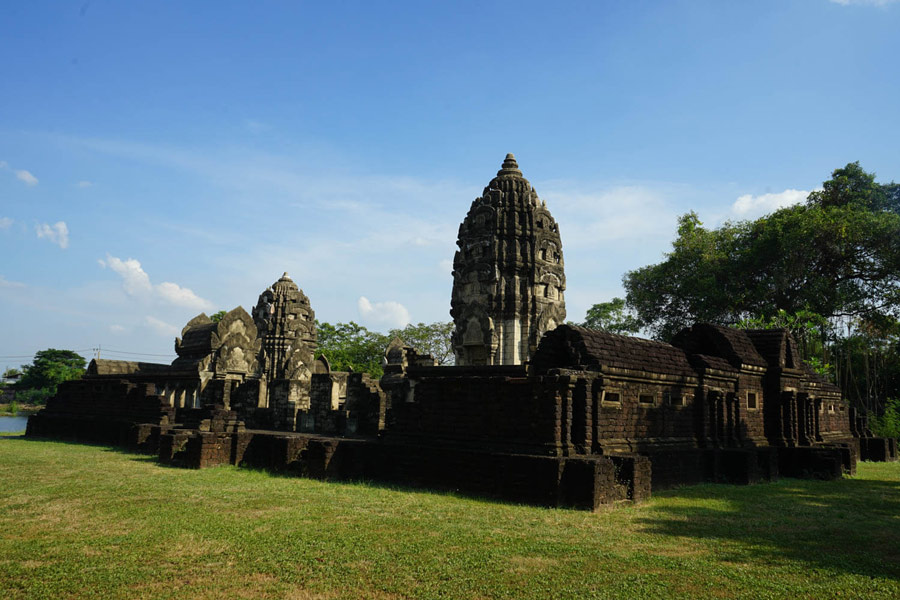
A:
[[451, 154, 565, 366], [251, 273, 318, 428], [253, 273, 317, 382], [26, 154, 898, 511]]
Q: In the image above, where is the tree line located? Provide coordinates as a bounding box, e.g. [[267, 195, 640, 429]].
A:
[[584, 162, 900, 437]]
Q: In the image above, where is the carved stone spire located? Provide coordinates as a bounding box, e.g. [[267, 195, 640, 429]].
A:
[[496, 153, 523, 177], [253, 273, 317, 381], [450, 154, 566, 365]]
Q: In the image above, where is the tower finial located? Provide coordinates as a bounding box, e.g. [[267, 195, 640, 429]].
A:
[[497, 153, 522, 177]]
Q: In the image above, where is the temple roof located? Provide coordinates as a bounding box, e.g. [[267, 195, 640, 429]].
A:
[[671, 323, 768, 369], [531, 325, 695, 377], [486, 153, 533, 189], [744, 329, 802, 369], [87, 359, 172, 376], [272, 272, 299, 294], [496, 153, 524, 178]]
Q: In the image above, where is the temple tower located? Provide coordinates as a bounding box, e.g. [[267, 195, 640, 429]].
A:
[[252, 273, 318, 382], [450, 154, 566, 365]]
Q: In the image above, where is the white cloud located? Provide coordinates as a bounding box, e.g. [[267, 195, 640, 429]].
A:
[[731, 189, 809, 219], [358, 296, 411, 329], [76, 180, 93, 188], [100, 254, 213, 310], [0, 275, 26, 288], [99, 255, 152, 294], [16, 170, 38, 186], [36, 221, 69, 249], [144, 316, 180, 337], [0, 217, 12, 230], [109, 324, 127, 334], [155, 281, 211, 310], [0, 162, 39, 186]]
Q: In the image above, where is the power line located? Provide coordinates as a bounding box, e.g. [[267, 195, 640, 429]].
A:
[[99, 348, 175, 358], [1, 347, 173, 360], [0, 349, 94, 359]]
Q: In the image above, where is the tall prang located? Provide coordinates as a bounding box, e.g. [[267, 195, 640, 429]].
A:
[[252, 272, 318, 382], [450, 154, 566, 365]]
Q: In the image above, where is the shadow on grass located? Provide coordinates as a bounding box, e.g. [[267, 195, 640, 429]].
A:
[[638, 474, 900, 580], [14, 434, 162, 462], [14, 434, 900, 579], [16, 434, 541, 509]]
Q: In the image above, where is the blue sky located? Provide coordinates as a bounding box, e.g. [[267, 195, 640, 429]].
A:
[[1, 0, 899, 367]]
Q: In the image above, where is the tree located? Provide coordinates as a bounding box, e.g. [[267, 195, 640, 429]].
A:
[[622, 162, 900, 421], [869, 397, 900, 439], [17, 349, 87, 398], [624, 163, 900, 340], [830, 315, 900, 417], [624, 211, 745, 339], [209, 310, 227, 323], [314, 320, 455, 376], [315, 321, 390, 378], [388, 322, 455, 365], [738, 309, 833, 377], [581, 298, 641, 335]]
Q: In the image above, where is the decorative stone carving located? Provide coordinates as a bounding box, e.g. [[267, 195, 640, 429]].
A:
[[253, 272, 318, 382], [173, 307, 261, 377], [451, 154, 566, 365]]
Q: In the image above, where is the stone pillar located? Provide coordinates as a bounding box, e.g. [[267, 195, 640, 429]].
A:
[[814, 398, 823, 442], [797, 393, 808, 445], [710, 391, 725, 446]]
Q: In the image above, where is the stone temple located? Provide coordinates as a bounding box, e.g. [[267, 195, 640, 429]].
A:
[[26, 154, 897, 510], [451, 153, 565, 366]]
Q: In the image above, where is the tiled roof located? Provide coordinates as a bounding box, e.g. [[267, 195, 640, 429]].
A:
[[744, 329, 801, 369], [87, 359, 172, 376], [671, 323, 768, 368], [532, 325, 695, 376]]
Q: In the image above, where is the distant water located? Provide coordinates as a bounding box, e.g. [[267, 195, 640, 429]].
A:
[[0, 416, 29, 433]]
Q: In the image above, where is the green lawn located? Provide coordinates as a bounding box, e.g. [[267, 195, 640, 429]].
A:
[[2, 434, 899, 600]]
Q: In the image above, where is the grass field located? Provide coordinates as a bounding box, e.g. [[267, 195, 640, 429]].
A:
[[1, 434, 898, 600]]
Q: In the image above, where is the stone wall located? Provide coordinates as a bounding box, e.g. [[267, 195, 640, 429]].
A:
[[26, 378, 174, 447], [389, 366, 566, 456]]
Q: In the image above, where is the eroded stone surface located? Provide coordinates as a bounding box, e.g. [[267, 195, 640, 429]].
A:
[[451, 154, 566, 366], [253, 272, 317, 382]]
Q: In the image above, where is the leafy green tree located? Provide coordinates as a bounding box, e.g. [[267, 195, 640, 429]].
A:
[[209, 310, 227, 323], [624, 163, 900, 340], [315, 321, 390, 378], [738, 309, 833, 377], [623, 162, 900, 421], [830, 315, 900, 417], [16, 349, 86, 402], [582, 298, 641, 335], [624, 211, 745, 339], [869, 397, 900, 439], [388, 322, 455, 365]]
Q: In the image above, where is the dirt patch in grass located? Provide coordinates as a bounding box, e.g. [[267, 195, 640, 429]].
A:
[[169, 533, 232, 559], [506, 555, 560, 573]]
